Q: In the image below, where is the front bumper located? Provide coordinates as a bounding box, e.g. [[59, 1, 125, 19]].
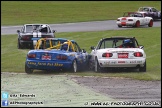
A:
[[117, 21, 136, 26], [98, 58, 146, 68]]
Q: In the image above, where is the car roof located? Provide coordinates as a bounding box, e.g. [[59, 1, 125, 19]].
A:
[[35, 38, 76, 43], [125, 12, 143, 14], [24, 24, 49, 26], [139, 7, 155, 9], [111, 36, 135, 38], [100, 36, 136, 40]]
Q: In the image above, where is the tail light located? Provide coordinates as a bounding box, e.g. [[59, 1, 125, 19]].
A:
[[102, 53, 113, 58], [117, 19, 120, 21], [56, 54, 67, 60], [134, 52, 143, 57], [27, 53, 36, 58], [22, 36, 30, 40], [128, 19, 133, 21]]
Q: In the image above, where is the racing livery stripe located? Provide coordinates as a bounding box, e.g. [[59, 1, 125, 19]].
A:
[[38, 32, 41, 37], [33, 32, 37, 37]]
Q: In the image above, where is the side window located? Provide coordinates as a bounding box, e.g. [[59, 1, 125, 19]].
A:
[[134, 39, 139, 48], [21, 26, 25, 32], [47, 26, 51, 33], [100, 40, 113, 49], [26, 25, 33, 32], [152, 8, 157, 12], [73, 42, 81, 52]]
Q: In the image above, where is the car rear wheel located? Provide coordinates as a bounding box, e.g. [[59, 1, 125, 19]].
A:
[[135, 21, 140, 27], [17, 40, 22, 49], [25, 63, 33, 74], [118, 25, 122, 28], [148, 20, 153, 27], [94, 58, 101, 72], [72, 59, 78, 72], [139, 61, 146, 72]]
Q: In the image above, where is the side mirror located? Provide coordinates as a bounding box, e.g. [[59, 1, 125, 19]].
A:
[[17, 30, 20, 33], [52, 30, 56, 33], [90, 46, 95, 50], [82, 49, 86, 53], [139, 45, 144, 49]]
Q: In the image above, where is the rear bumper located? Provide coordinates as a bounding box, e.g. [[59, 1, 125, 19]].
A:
[[26, 60, 72, 70], [19, 40, 33, 45], [98, 58, 146, 68]]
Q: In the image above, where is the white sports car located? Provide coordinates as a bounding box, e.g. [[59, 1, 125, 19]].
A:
[[116, 12, 153, 28], [89, 36, 146, 72]]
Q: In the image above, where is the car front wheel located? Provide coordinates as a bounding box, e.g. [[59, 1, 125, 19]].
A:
[[95, 58, 101, 72], [25, 63, 33, 74]]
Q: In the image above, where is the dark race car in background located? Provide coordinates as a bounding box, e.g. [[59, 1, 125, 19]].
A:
[[25, 38, 89, 74], [17, 24, 56, 49], [138, 7, 161, 20]]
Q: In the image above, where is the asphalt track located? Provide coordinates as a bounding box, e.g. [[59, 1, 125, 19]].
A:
[[1, 20, 161, 107], [1, 20, 161, 35]]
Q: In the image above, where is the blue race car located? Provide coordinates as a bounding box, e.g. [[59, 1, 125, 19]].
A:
[[25, 38, 89, 74]]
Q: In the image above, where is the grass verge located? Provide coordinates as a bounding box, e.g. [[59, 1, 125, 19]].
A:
[[1, 27, 161, 80]]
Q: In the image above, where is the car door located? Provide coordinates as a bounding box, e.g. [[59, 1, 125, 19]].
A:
[[138, 13, 146, 25], [73, 42, 85, 65]]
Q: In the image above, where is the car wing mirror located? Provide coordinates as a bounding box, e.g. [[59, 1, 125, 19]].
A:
[[17, 30, 20, 33], [52, 30, 56, 33], [139, 45, 144, 49], [90, 46, 95, 50], [82, 49, 86, 53]]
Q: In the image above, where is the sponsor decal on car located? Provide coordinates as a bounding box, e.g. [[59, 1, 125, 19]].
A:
[[130, 61, 136, 63], [111, 51, 134, 53], [118, 61, 125, 63], [111, 61, 117, 64], [27, 61, 63, 67]]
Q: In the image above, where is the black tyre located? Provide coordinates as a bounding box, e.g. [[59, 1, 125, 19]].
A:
[[17, 40, 22, 49], [71, 59, 78, 72], [94, 58, 101, 72], [118, 25, 122, 28], [139, 61, 146, 72], [25, 63, 33, 74]]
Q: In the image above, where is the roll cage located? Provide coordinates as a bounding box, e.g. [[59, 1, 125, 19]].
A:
[[34, 38, 77, 52], [96, 37, 139, 49]]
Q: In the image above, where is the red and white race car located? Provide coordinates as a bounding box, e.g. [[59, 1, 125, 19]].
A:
[[89, 36, 146, 72], [116, 12, 153, 28]]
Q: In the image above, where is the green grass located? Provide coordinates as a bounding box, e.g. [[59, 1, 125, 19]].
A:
[[1, 1, 161, 25], [1, 27, 161, 81]]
